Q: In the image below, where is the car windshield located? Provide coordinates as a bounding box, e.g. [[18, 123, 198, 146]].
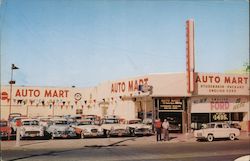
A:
[[129, 120, 142, 124], [0, 121, 7, 127], [55, 120, 68, 125], [78, 121, 92, 125], [23, 120, 39, 126], [103, 119, 119, 124], [205, 123, 215, 129]]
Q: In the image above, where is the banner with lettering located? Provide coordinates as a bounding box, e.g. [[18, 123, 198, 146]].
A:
[[194, 73, 249, 95]]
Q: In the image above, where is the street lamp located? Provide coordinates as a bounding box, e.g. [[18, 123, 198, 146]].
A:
[[9, 64, 19, 119]]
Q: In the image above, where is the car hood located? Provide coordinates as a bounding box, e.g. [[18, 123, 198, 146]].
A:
[[127, 124, 151, 129], [75, 125, 101, 130], [21, 125, 41, 131], [101, 124, 127, 130], [48, 125, 72, 131]]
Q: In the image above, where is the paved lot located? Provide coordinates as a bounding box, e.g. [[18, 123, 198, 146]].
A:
[[1, 132, 249, 151], [1, 135, 249, 161]]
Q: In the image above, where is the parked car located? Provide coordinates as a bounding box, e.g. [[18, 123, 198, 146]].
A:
[[82, 115, 101, 125], [20, 119, 44, 139], [101, 115, 130, 137], [38, 117, 53, 130], [46, 118, 76, 139], [9, 116, 28, 134], [65, 114, 83, 123], [0, 120, 12, 139], [73, 119, 104, 138], [193, 122, 240, 142], [126, 119, 153, 136], [8, 113, 22, 121]]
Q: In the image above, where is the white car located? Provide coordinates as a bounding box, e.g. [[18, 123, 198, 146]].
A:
[[38, 117, 53, 130], [194, 122, 240, 142], [46, 118, 76, 139], [20, 119, 44, 138], [101, 116, 130, 137], [73, 120, 103, 138], [126, 119, 153, 136]]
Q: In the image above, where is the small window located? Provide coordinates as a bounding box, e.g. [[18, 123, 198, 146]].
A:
[[223, 124, 229, 128], [216, 124, 223, 128]]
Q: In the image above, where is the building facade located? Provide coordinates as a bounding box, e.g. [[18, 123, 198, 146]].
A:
[[1, 72, 249, 132]]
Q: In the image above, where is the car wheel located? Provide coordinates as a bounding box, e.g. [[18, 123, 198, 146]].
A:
[[131, 131, 135, 137], [81, 131, 85, 139], [207, 134, 214, 142], [51, 134, 54, 140], [229, 133, 235, 141], [106, 131, 110, 138]]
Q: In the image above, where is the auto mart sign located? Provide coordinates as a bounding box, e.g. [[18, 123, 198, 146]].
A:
[[194, 73, 249, 95]]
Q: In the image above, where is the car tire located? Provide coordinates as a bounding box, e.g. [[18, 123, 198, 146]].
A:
[[106, 131, 110, 138], [130, 129, 135, 137], [51, 134, 54, 140], [229, 133, 235, 141], [81, 131, 85, 139], [131, 131, 135, 137], [207, 134, 214, 142]]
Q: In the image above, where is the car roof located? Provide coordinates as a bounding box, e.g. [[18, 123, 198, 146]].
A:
[[50, 118, 67, 121], [21, 119, 39, 121]]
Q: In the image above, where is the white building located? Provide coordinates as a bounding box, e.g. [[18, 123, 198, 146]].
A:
[[1, 72, 249, 133]]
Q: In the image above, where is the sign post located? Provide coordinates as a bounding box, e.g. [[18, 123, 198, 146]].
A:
[[15, 119, 21, 147]]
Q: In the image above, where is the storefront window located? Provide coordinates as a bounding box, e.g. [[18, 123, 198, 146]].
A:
[[191, 113, 209, 130], [231, 113, 243, 121]]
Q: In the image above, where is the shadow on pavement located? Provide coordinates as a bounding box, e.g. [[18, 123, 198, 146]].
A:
[[84, 137, 136, 148], [5, 137, 137, 161]]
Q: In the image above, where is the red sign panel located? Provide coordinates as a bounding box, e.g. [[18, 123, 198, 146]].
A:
[[1, 92, 8, 100]]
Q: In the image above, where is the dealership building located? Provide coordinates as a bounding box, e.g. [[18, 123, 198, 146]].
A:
[[1, 20, 249, 133], [1, 72, 249, 133]]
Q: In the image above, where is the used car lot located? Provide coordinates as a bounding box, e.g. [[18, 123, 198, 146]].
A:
[[2, 114, 245, 143]]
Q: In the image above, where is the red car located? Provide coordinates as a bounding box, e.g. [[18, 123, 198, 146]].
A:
[[0, 120, 12, 139]]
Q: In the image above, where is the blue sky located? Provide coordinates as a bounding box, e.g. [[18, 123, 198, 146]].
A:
[[1, 0, 249, 87]]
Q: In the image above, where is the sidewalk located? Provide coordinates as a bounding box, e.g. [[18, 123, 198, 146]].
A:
[[1, 132, 249, 151]]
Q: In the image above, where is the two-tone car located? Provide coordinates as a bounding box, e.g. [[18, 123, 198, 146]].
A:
[[73, 119, 103, 138], [101, 115, 130, 137], [46, 118, 76, 139], [126, 119, 153, 136], [194, 122, 240, 142], [20, 119, 44, 139]]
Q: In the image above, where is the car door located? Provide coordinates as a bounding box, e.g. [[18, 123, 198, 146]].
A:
[[215, 123, 224, 138]]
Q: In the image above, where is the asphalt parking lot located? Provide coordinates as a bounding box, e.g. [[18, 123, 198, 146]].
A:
[[1, 132, 249, 151]]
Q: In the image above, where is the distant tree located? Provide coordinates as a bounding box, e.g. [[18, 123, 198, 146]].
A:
[[243, 62, 250, 72]]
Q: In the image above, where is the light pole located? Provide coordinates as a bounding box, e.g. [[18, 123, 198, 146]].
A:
[[9, 64, 19, 119]]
